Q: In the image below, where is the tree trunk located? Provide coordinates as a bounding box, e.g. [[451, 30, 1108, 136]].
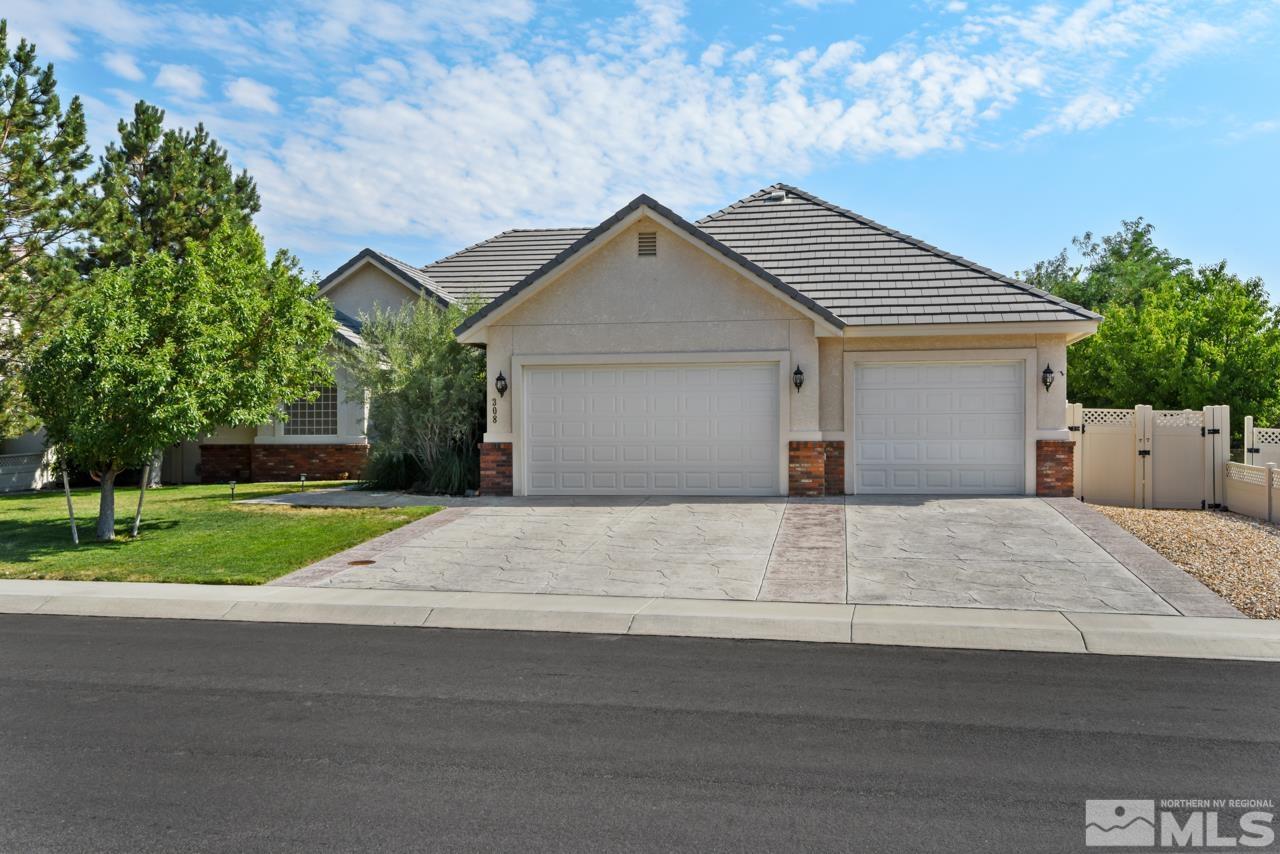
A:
[[96, 469, 118, 541], [147, 448, 164, 487], [131, 465, 149, 538]]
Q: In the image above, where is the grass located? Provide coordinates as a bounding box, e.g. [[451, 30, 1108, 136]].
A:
[[0, 482, 439, 585]]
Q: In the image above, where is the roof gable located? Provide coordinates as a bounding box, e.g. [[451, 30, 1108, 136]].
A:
[[698, 184, 1099, 327], [317, 248, 453, 307], [454, 194, 847, 340]]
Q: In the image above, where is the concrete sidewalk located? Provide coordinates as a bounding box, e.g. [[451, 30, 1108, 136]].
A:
[[2, 579, 1277, 661]]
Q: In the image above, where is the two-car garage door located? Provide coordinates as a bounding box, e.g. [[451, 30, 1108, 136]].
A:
[[853, 361, 1025, 494], [524, 363, 779, 495]]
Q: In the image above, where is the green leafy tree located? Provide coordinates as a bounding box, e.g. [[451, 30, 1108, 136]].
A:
[[26, 223, 334, 540], [90, 100, 260, 268], [0, 20, 92, 436], [1023, 223, 1280, 436], [89, 100, 263, 482], [340, 300, 485, 494]]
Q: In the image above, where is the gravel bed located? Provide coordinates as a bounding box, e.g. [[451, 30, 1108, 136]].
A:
[[1094, 506, 1280, 619]]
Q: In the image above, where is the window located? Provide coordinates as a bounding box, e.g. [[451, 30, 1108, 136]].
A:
[[284, 386, 338, 436]]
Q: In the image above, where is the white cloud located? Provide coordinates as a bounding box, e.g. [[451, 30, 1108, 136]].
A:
[[16, 0, 1274, 257], [155, 64, 205, 99], [103, 51, 144, 81], [225, 77, 280, 113], [2, 0, 150, 59]]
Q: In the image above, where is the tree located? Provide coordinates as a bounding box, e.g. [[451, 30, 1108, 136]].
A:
[[25, 223, 334, 540], [89, 100, 263, 482], [1020, 218, 1188, 312], [0, 20, 92, 436], [1022, 223, 1280, 437], [90, 101, 259, 268], [340, 300, 485, 494]]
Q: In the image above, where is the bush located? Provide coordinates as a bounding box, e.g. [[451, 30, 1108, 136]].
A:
[[341, 299, 485, 495]]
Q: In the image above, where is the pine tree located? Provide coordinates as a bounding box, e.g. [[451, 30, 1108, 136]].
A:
[[0, 20, 92, 436]]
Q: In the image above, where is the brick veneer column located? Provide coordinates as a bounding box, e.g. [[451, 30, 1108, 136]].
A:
[[199, 444, 252, 483], [789, 440, 846, 497], [249, 443, 369, 482], [1036, 439, 1075, 497], [823, 441, 845, 496], [479, 442, 513, 496]]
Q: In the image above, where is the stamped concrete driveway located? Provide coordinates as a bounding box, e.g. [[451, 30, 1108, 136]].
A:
[[271, 492, 1237, 617]]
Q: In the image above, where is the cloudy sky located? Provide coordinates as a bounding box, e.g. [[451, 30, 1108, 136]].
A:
[[7, 0, 1280, 293]]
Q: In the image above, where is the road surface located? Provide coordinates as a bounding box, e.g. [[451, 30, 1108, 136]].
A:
[[1, 615, 1276, 852]]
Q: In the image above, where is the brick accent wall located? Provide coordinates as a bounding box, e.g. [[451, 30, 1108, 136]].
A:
[[788, 440, 845, 497], [1036, 439, 1075, 497], [199, 443, 368, 483], [250, 444, 369, 482], [199, 444, 252, 483], [479, 442, 513, 496]]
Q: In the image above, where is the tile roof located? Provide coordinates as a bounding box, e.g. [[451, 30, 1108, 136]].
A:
[[424, 228, 590, 303], [697, 185, 1099, 326], [341, 184, 1098, 331], [331, 309, 364, 348]]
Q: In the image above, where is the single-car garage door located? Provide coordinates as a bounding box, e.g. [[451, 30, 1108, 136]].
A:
[[524, 363, 779, 495], [853, 361, 1025, 494]]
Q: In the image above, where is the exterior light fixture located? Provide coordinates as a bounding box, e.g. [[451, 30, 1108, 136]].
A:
[[495, 371, 508, 398], [1042, 363, 1055, 392], [229, 480, 236, 501], [299, 473, 307, 492], [792, 365, 805, 392]]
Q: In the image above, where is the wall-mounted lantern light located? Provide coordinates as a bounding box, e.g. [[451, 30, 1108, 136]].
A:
[[494, 372, 508, 398], [1042, 363, 1055, 392], [792, 365, 805, 392]]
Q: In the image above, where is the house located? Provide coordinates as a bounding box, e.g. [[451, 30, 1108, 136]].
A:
[[180, 183, 1099, 495]]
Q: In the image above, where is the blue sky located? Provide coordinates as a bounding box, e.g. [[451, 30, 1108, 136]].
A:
[[8, 0, 1280, 296]]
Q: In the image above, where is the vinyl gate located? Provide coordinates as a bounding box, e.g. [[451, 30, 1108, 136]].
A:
[[1067, 404, 1230, 509]]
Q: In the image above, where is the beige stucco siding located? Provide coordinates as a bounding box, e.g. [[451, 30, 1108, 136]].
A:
[[484, 217, 826, 441], [325, 265, 417, 320]]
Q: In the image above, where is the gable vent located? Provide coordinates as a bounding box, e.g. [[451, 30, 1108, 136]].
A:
[[767, 189, 788, 202], [637, 231, 657, 256]]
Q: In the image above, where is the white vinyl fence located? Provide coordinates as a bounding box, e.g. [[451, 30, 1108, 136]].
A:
[[0, 451, 53, 493], [1066, 404, 1230, 509], [1244, 416, 1280, 467]]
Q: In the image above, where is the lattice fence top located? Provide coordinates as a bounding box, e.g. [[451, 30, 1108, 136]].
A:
[[1153, 409, 1204, 428], [1082, 408, 1134, 425], [0, 452, 45, 473], [1226, 462, 1270, 486], [1256, 427, 1280, 445]]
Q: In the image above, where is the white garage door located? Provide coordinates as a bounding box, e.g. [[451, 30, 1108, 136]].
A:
[[524, 363, 779, 495], [854, 361, 1025, 494]]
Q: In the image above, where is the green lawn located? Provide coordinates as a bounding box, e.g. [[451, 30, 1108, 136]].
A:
[[0, 482, 439, 585]]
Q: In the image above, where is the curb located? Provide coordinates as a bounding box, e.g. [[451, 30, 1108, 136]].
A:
[[0, 580, 1277, 661]]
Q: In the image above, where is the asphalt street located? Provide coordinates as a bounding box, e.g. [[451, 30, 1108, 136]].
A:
[[1, 615, 1277, 853]]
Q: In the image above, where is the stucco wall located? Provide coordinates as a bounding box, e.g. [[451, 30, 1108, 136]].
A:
[[325, 265, 417, 320], [484, 216, 828, 440]]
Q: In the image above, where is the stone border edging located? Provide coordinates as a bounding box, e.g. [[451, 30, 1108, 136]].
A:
[[1, 580, 1277, 661], [1042, 497, 1244, 618]]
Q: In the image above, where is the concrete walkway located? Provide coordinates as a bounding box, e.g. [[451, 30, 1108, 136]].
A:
[[259, 491, 1237, 618], [1, 579, 1277, 661]]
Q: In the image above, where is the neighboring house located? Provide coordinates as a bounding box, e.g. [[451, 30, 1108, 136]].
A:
[[171, 182, 1099, 495]]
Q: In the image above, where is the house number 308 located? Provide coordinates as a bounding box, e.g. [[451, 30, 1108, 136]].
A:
[[491, 398, 498, 424]]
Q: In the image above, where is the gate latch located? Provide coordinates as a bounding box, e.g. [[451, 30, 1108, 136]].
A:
[[1203, 427, 1221, 436], [1137, 449, 1151, 456]]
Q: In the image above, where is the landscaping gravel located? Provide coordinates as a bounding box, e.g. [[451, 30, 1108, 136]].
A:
[[1094, 506, 1280, 619]]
